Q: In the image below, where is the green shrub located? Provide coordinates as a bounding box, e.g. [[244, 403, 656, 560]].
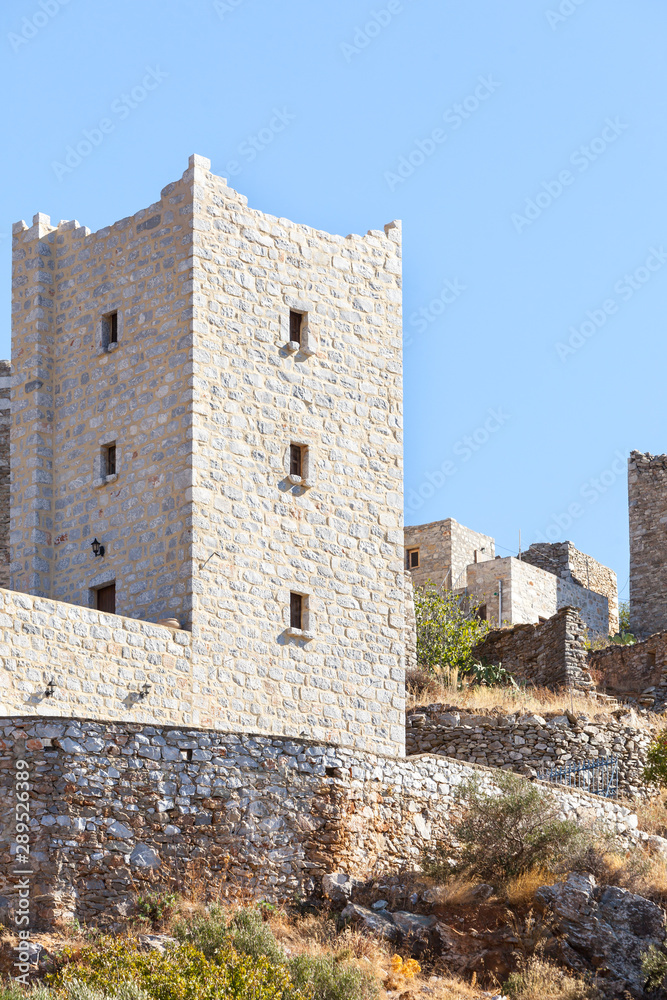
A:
[[414, 584, 489, 674], [60, 983, 150, 1000], [135, 890, 177, 929], [174, 907, 284, 964], [644, 730, 667, 787], [422, 772, 591, 887], [461, 660, 517, 687], [288, 955, 379, 1000], [50, 937, 304, 1000], [173, 905, 230, 959], [642, 944, 667, 991]]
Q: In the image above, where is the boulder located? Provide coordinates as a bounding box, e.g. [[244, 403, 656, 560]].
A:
[[341, 903, 400, 942], [535, 872, 666, 998], [321, 872, 360, 904]]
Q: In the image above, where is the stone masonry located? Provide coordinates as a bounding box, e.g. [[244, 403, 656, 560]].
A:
[[404, 518, 494, 591], [466, 555, 557, 626], [406, 704, 652, 797], [629, 451, 667, 639], [472, 606, 593, 690], [0, 717, 640, 928], [9, 154, 405, 756], [521, 542, 618, 635], [0, 362, 9, 590]]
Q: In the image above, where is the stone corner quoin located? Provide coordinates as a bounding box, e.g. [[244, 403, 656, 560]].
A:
[[6, 152, 406, 757]]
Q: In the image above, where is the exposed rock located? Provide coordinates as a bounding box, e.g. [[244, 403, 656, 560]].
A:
[[130, 844, 161, 868], [137, 935, 177, 954], [341, 903, 400, 941], [535, 872, 666, 998], [321, 872, 360, 904]]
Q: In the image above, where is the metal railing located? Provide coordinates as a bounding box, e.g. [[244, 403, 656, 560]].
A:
[[538, 755, 619, 799]]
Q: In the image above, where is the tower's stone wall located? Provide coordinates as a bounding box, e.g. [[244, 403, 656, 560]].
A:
[[187, 156, 405, 754], [629, 451, 667, 639], [11, 183, 195, 626], [6, 155, 405, 756], [466, 555, 557, 626], [0, 362, 10, 589]]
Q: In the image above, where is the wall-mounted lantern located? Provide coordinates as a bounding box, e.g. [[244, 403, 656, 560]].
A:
[[90, 538, 105, 557], [138, 683, 151, 700], [45, 679, 55, 698]]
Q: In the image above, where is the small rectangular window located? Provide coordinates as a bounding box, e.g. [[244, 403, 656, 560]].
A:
[[406, 548, 419, 570], [289, 311, 302, 345], [290, 592, 302, 630], [96, 583, 116, 615], [290, 444, 302, 478], [477, 604, 487, 621], [104, 443, 116, 478], [109, 311, 118, 344]]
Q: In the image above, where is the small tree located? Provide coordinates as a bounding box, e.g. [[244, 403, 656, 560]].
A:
[[414, 583, 489, 675]]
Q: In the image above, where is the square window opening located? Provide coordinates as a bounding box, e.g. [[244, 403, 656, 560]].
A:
[[406, 548, 419, 570], [290, 592, 303, 630], [289, 310, 303, 345]]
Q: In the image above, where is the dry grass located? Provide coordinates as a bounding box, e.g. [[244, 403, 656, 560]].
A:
[[630, 792, 667, 838], [406, 671, 642, 725], [504, 955, 600, 999], [503, 869, 562, 909]]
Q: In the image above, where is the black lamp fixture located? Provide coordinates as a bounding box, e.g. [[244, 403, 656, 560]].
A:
[[45, 679, 55, 698], [90, 537, 105, 557], [138, 682, 151, 700]]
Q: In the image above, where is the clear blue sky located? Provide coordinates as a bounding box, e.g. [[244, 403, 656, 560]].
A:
[[2, 0, 665, 603]]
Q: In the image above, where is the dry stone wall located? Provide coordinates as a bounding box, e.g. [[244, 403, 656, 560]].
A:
[[472, 606, 593, 689], [589, 632, 667, 710], [0, 718, 640, 929], [406, 705, 655, 797], [406, 704, 652, 797]]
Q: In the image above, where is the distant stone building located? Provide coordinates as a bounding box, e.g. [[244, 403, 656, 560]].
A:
[[629, 451, 667, 639], [403, 518, 494, 590], [405, 519, 616, 635]]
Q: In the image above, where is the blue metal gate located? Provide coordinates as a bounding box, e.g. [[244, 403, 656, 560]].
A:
[[538, 756, 619, 798]]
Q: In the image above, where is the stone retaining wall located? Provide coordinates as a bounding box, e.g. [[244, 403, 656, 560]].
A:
[[407, 703, 653, 796], [472, 606, 593, 690], [0, 718, 640, 928]]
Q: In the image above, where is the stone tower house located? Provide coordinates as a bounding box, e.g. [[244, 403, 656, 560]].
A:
[[629, 450, 667, 639], [9, 154, 405, 754]]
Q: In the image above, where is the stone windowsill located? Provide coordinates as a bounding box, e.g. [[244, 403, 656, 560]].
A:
[[93, 474, 118, 488], [283, 341, 316, 357], [285, 627, 315, 641], [107, 342, 120, 353], [287, 474, 314, 488]]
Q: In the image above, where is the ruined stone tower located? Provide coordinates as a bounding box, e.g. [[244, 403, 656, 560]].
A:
[[8, 154, 405, 754], [629, 450, 667, 639]]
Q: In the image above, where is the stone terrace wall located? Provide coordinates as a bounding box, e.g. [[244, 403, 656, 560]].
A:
[[407, 704, 652, 797], [0, 363, 9, 590], [589, 632, 667, 710], [472, 606, 592, 689], [0, 719, 639, 928]]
